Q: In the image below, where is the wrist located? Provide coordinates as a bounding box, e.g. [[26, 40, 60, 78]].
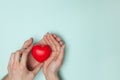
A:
[[2, 74, 9, 80], [45, 72, 59, 80]]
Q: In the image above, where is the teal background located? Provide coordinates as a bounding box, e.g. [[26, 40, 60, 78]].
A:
[[0, 0, 120, 80]]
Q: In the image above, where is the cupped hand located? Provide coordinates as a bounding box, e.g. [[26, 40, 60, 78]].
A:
[[41, 33, 65, 80], [8, 38, 43, 80]]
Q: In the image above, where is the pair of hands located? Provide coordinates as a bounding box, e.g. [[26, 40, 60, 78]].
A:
[[7, 33, 65, 80]]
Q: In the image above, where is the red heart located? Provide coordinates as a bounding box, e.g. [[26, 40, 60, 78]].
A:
[[32, 44, 51, 62]]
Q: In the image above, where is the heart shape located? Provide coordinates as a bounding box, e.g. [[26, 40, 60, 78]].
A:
[[32, 44, 51, 62]]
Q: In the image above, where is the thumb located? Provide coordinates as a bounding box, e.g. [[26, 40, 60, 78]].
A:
[[32, 63, 43, 75]]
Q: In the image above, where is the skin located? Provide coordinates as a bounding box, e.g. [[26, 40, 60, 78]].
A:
[[3, 33, 65, 80], [3, 38, 42, 80], [7, 38, 43, 80], [41, 33, 65, 80]]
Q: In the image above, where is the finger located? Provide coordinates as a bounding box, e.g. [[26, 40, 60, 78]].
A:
[[21, 44, 33, 66], [38, 35, 47, 45], [52, 34, 57, 38], [22, 38, 33, 49], [56, 44, 65, 64], [52, 34, 64, 47], [14, 51, 21, 64], [8, 53, 15, 72], [19, 48, 26, 54], [44, 34, 51, 45], [32, 63, 43, 75], [48, 33, 61, 51], [46, 33, 56, 49], [52, 34, 62, 42], [52, 34, 63, 47], [42, 39, 47, 45], [38, 39, 45, 45], [59, 41, 64, 46], [40, 35, 47, 45]]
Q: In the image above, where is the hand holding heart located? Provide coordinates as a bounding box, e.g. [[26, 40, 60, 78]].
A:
[[7, 38, 43, 80], [6, 33, 65, 80], [31, 33, 65, 80], [41, 33, 65, 80]]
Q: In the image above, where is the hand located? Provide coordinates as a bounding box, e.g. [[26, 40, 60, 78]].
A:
[[42, 33, 65, 80], [3, 38, 43, 80], [27, 38, 43, 70], [8, 38, 43, 80]]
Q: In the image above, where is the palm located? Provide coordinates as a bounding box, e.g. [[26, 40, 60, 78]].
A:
[[27, 40, 43, 70], [43, 51, 61, 74], [41, 33, 65, 76]]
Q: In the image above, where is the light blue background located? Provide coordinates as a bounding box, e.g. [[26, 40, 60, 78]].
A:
[[0, 0, 120, 80]]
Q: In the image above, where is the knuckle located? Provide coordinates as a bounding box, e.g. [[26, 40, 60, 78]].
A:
[[16, 50, 20, 53], [13, 64, 18, 70], [57, 47, 60, 51], [19, 65, 25, 70], [15, 51, 21, 55], [23, 50, 27, 54], [57, 46, 60, 49], [53, 48, 57, 51]]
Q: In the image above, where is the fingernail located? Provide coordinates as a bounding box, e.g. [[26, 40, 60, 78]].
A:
[[47, 32, 50, 34]]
